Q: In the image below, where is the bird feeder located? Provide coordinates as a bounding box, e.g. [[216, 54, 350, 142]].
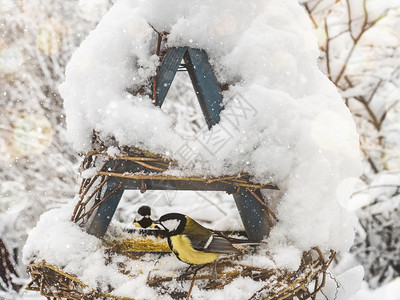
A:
[[76, 46, 278, 242], [26, 34, 336, 300]]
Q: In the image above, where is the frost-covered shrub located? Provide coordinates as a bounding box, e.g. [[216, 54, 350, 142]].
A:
[[0, 0, 112, 293], [301, 0, 400, 287]]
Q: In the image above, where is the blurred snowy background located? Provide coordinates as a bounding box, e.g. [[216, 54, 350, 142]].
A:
[[0, 0, 399, 299]]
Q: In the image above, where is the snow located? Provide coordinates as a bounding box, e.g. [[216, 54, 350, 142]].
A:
[[59, 0, 362, 259], [1, 0, 397, 298], [15, 0, 373, 298], [23, 204, 158, 299], [22, 203, 279, 299], [352, 278, 400, 300], [321, 266, 364, 300]]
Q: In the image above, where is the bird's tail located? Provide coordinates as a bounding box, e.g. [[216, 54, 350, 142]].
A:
[[215, 231, 260, 245]]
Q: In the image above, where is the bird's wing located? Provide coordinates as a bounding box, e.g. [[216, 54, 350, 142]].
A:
[[214, 231, 260, 245], [190, 233, 240, 254]]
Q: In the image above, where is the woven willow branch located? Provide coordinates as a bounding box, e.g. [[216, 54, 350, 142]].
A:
[[71, 147, 279, 224], [26, 249, 335, 300]]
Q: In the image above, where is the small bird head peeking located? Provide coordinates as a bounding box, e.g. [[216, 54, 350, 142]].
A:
[[133, 205, 155, 229], [157, 213, 187, 236], [136, 205, 151, 219]]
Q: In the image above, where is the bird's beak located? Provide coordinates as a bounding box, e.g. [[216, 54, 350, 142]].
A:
[[153, 220, 161, 225]]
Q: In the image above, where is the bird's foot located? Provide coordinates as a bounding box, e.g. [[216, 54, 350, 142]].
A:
[[210, 261, 218, 282], [210, 271, 217, 282], [178, 265, 195, 286], [178, 265, 207, 286]]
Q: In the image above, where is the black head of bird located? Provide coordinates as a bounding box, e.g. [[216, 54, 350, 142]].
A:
[[157, 213, 240, 266], [133, 205, 154, 229]]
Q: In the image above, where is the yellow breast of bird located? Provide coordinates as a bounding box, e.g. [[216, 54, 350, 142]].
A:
[[133, 222, 141, 228], [170, 235, 220, 265]]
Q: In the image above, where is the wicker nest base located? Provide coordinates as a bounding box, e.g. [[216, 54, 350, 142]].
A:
[[26, 248, 335, 300]]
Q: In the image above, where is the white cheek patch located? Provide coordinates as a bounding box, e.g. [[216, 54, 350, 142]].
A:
[[161, 219, 180, 232], [136, 213, 151, 221], [135, 213, 144, 221]]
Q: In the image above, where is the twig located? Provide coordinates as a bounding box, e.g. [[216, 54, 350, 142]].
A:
[[345, 0, 355, 41], [186, 268, 198, 300], [303, 3, 317, 28], [77, 181, 124, 222], [246, 188, 279, 222], [351, 184, 400, 197], [334, 0, 388, 86], [324, 18, 331, 80]]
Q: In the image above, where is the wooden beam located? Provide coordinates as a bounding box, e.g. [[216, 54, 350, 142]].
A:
[[153, 47, 186, 106], [185, 48, 223, 128]]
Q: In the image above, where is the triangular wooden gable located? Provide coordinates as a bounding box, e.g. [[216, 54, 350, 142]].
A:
[[87, 47, 273, 242]]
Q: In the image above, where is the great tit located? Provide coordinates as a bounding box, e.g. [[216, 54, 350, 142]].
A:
[[133, 205, 158, 229], [156, 213, 240, 266]]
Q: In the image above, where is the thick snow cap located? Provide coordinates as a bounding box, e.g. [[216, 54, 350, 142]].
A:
[[59, 0, 362, 252]]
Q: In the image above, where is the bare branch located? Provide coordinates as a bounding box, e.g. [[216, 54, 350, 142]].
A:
[[334, 2, 389, 86], [346, 0, 356, 41], [324, 18, 332, 80], [303, 3, 318, 28]]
